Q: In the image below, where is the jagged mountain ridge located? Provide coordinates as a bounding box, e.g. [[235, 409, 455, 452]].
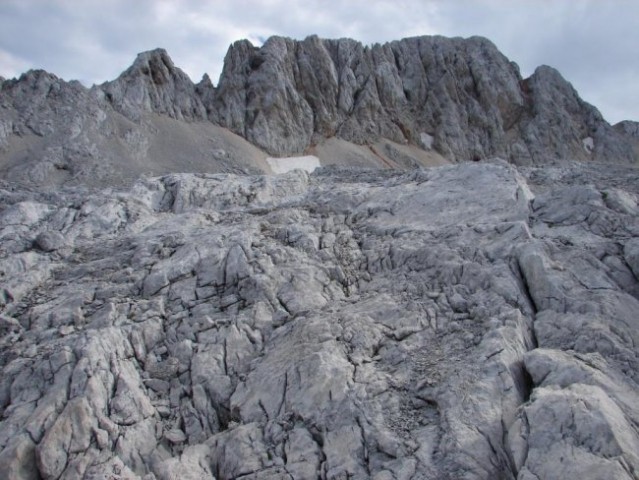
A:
[[0, 34, 637, 190], [211, 35, 634, 163]]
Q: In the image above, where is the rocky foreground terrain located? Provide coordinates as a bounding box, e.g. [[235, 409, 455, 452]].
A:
[[1, 32, 639, 480], [1, 159, 639, 479]]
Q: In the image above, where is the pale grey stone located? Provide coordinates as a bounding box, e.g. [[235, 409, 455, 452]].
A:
[[7, 51, 633, 480], [624, 238, 639, 279], [34, 230, 65, 252], [212, 35, 636, 165], [0, 152, 638, 479], [101, 49, 207, 122], [516, 242, 566, 311], [110, 364, 155, 426], [0, 434, 40, 480], [154, 444, 214, 480], [164, 428, 187, 444], [511, 384, 639, 480], [145, 357, 179, 381], [35, 397, 96, 479]]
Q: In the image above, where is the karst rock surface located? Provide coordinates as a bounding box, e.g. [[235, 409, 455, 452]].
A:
[[1, 160, 639, 479], [1, 35, 638, 191]]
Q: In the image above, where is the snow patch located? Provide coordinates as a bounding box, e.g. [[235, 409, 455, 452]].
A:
[[266, 155, 321, 174], [420, 132, 434, 150], [582, 137, 594, 153]]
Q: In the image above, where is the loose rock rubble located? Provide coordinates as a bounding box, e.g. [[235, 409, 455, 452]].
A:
[[1, 160, 638, 479]]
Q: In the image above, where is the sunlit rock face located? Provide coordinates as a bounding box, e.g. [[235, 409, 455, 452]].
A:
[[1, 160, 639, 479]]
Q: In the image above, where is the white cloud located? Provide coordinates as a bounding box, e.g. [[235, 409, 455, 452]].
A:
[[0, 48, 31, 79]]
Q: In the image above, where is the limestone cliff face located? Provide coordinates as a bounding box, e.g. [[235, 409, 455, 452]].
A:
[[518, 65, 634, 164], [0, 34, 637, 189], [3, 34, 639, 480], [101, 48, 207, 122], [210, 35, 636, 164], [212, 35, 523, 159]]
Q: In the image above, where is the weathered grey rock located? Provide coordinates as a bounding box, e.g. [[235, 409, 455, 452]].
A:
[[34, 230, 66, 252], [514, 65, 635, 165], [35, 397, 95, 479], [212, 35, 637, 165], [0, 60, 269, 190], [0, 32, 637, 480], [155, 444, 214, 480], [101, 49, 207, 122], [195, 73, 216, 118], [511, 383, 639, 480], [213, 37, 314, 155], [0, 434, 40, 480], [625, 238, 639, 279], [0, 160, 638, 479], [145, 357, 180, 380], [615, 119, 639, 139]]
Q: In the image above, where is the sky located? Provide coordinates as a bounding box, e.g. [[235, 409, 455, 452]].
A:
[[0, 0, 637, 124]]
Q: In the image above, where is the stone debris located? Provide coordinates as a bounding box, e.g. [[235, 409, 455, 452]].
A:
[[145, 357, 180, 380], [0, 160, 638, 479]]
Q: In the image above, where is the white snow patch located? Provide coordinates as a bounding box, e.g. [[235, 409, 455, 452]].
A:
[[582, 136, 594, 153], [420, 132, 434, 150], [266, 155, 321, 174]]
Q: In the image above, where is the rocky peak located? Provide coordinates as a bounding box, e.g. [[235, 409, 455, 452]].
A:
[[0, 33, 636, 185], [196, 72, 214, 89], [1, 33, 639, 480], [101, 48, 206, 121], [0, 69, 91, 138], [195, 73, 216, 117], [133, 48, 175, 81], [3, 69, 67, 99], [516, 65, 636, 164], [213, 36, 316, 155], [614, 120, 639, 158], [211, 34, 636, 165], [615, 120, 639, 138]]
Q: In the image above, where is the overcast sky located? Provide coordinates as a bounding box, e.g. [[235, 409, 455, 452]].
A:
[[0, 0, 637, 124]]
